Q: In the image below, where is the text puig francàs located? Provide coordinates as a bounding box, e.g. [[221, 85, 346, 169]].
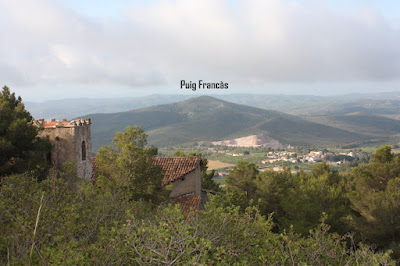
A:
[[180, 80, 228, 91]]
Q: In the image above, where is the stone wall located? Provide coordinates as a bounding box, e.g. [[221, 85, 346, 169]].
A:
[[73, 124, 92, 180], [39, 126, 75, 169]]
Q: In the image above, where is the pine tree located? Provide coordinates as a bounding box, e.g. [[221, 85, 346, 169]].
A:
[[95, 125, 169, 203], [226, 161, 258, 202], [0, 86, 51, 178], [348, 145, 400, 248]]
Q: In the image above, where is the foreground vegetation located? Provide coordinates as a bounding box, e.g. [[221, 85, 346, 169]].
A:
[[0, 170, 394, 265], [1, 132, 398, 264]]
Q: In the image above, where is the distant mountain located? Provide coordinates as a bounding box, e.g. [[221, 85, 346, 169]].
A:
[[214, 94, 400, 116], [27, 92, 400, 119], [307, 112, 400, 136], [82, 96, 369, 152]]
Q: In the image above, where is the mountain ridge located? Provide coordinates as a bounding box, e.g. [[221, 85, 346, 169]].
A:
[[81, 96, 370, 152], [28, 92, 400, 120]]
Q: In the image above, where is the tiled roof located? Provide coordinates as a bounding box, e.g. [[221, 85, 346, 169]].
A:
[[170, 194, 201, 215], [42, 121, 70, 127], [33, 119, 91, 128], [153, 157, 201, 185]]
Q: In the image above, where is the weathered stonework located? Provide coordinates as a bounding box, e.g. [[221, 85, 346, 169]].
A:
[[33, 118, 92, 180]]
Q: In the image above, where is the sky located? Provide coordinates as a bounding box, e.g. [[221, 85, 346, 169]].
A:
[[0, 0, 399, 101]]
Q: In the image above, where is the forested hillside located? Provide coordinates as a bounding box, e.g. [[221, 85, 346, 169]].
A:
[[85, 96, 368, 151], [307, 112, 400, 136]]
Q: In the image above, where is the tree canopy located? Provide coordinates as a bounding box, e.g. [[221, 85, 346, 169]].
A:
[[0, 86, 51, 178], [95, 125, 169, 204], [348, 145, 400, 249], [226, 161, 258, 202]]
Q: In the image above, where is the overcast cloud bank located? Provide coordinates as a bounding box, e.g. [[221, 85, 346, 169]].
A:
[[0, 0, 399, 100]]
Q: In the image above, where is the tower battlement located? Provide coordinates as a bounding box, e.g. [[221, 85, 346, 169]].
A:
[[33, 118, 91, 128]]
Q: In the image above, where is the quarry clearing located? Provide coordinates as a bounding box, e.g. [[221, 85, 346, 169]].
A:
[[211, 134, 283, 148]]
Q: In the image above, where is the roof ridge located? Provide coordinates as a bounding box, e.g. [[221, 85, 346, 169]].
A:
[[153, 157, 201, 185]]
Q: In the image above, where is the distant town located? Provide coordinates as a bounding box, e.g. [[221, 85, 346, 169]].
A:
[[158, 141, 375, 186]]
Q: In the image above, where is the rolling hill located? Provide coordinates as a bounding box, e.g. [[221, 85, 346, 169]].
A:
[[82, 96, 370, 152], [307, 112, 400, 137], [219, 94, 400, 116]]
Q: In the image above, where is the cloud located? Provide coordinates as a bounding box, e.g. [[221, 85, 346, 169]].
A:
[[0, 0, 399, 99]]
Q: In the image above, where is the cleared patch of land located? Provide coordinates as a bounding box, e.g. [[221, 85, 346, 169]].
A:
[[212, 134, 283, 148], [207, 160, 235, 170]]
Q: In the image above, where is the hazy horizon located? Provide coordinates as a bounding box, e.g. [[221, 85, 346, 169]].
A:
[[22, 90, 400, 104]]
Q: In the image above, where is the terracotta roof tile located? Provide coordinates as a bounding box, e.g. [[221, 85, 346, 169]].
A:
[[34, 119, 91, 128], [170, 194, 201, 215], [42, 121, 70, 127], [153, 157, 201, 185]]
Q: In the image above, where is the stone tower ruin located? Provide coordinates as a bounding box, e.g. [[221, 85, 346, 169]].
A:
[[33, 118, 92, 180]]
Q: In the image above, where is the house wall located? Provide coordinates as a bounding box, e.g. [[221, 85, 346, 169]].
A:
[[170, 167, 201, 198]]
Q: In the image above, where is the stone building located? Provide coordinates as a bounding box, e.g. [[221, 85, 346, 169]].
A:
[[153, 157, 203, 214], [33, 118, 92, 180]]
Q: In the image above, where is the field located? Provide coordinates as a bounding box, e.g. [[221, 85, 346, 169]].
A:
[[207, 160, 235, 170]]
